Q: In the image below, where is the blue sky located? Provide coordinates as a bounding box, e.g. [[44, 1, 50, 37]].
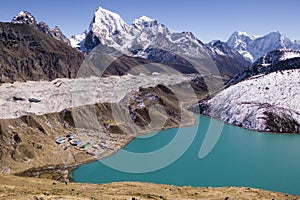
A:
[[1, 0, 300, 42]]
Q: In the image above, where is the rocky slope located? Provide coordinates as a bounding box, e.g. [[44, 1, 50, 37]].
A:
[[206, 40, 251, 77], [71, 7, 249, 78], [191, 68, 300, 133], [12, 11, 70, 45], [0, 73, 213, 178], [0, 22, 84, 83], [227, 31, 300, 62], [80, 49, 194, 77], [227, 49, 300, 85], [1, 174, 299, 200]]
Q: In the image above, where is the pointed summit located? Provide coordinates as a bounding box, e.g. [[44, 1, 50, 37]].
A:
[[132, 15, 164, 31], [90, 7, 129, 38], [12, 11, 70, 45], [227, 31, 258, 48], [133, 16, 154, 25], [137, 16, 154, 22], [12, 11, 37, 27]]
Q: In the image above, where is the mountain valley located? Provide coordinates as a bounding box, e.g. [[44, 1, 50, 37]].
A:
[[0, 5, 300, 199]]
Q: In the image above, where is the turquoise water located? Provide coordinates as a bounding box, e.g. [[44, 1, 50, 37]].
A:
[[72, 116, 300, 195]]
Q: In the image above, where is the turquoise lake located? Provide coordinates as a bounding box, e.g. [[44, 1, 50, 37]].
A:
[[72, 116, 300, 195]]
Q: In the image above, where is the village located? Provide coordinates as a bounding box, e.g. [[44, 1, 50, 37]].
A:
[[55, 128, 131, 159]]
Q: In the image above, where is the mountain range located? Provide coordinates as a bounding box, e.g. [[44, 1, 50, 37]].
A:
[[6, 7, 300, 83], [1, 6, 300, 197], [226, 31, 300, 62], [71, 7, 300, 65], [71, 7, 250, 78], [69, 6, 300, 134], [70, 6, 300, 80]]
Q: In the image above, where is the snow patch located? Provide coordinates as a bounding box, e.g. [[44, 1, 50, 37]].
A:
[[279, 51, 300, 61]]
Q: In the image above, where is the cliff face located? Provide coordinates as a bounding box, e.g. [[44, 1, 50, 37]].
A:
[[0, 22, 84, 83]]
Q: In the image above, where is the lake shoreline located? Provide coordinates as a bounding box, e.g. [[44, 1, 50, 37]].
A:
[[68, 116, 198, 182], [71, 115, 300, 196], [15, 114, 198, 183], [24, 112, 296, 183]]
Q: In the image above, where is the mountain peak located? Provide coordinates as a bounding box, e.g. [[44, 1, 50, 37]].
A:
[[12, 11, 37, 26], [137, 16, 154, 22], [265, 31, 284, 38], [90, 6, 129, 40], [231, 31, 259, 40], [94, 6, 123, 21], [132, 15, 162, 31], [11, 11, 70, 45], [269, 30, 281, 35], [234, 31, 248, 36]]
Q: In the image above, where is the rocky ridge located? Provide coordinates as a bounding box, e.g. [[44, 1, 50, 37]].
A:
[[0, 22, 84, 83], [12, 11, 70, 45]]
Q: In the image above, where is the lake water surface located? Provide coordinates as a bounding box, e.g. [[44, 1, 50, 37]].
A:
[[72, 116, 300, 195]]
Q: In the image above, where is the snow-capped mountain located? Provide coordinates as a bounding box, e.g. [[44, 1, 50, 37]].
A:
[[71, 7, 199, 56], [12, 11, 70, 45], [206, 40, 251, 77], [192, 68, 300, 133], [191, 53, 300, 133], [71, 7, 249, 77], [227, 31, 300, 62], [227, 49, 300, 85]]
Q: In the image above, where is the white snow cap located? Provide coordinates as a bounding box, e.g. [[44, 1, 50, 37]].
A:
[[278, 49, 300, 61], [233, 31, 260, 40], [132, 15, 158, 30], [94, 6, 123, 21], [135, 16, 154, 23], [90, 6, 129, 38]]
